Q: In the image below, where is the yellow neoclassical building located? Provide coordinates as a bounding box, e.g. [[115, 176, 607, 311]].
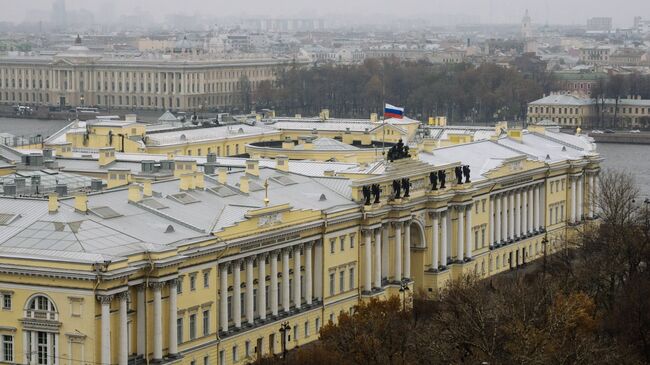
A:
[[0, 125, 602, 365]]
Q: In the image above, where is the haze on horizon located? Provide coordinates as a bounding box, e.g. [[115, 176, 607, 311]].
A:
[[1, 0, 649, 27]]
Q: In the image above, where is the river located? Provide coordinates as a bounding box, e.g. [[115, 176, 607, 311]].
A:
[[0, 117, 648, 199]]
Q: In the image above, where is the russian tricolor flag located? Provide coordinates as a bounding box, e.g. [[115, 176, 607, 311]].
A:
[[384, 103, 404, 119]]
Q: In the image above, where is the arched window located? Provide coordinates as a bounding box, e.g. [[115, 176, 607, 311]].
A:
[[25, 294, 57, 320]]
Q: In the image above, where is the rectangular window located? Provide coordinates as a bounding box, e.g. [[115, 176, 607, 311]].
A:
[[350, 234, 355, 249], [329, 313, 334, 323], [330, 239, 335, 254], [2, 293, 11, 310], [349, 267, 354, 289], [293, 325, 298, 340], [2, 335, 13, 362], [190, 275, 196, 291], [339, 271, 345, 293], [204, 355, 209, 365], [219, 351, 225, 365], [340, 236, 345, 251], [203, 310, 210, 336], [233, 345, 238, 362], [177, 318, 183, 344], [304, 321, 310, 337], [474, 230, 479, 250], [329, 273, 335, 296], [189, 314, 197, 340], [315, 317, 321, 333], [245, 340, 251, 357], [203, 272, 210, 288]]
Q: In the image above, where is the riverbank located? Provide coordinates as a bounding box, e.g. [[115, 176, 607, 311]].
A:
[[589, 132, 650, 145]]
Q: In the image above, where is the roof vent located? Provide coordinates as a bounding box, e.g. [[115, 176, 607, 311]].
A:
[[319, 193, 327, 201], [141, 160, 156, 173], [165, 225, 175, 233], [562, 146, 567, 152], [91, 179, 103, 191], [55, 184, 68, 196], [545, 154, 551, 160], [206, 152, 217, 163], [3, 184, 16, 196]]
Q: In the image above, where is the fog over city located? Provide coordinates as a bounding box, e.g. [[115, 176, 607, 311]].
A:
[[2, 0, 650, 26]]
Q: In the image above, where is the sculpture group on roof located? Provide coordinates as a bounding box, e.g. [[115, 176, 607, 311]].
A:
[[387, 139, 410, 162]]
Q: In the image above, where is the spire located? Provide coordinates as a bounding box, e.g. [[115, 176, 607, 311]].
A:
[[75, 34, 82, 44]]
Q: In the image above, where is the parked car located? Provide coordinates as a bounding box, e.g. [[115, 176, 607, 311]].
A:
[[604, 129, 615, 133], [591, 129, 604, 134], [630, 129, 641, 133]]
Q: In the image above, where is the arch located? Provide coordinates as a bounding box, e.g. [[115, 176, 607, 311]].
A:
[[24, 293, 58, 320], [408, 219, 426, 248]]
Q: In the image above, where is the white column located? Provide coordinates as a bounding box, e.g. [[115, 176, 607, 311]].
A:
[[258, 254, 267, 318], [432, 213, 440, 270], [99, 295, 111, 365], [593, 174, 599, 216], [465, 206, 472, 259], [587, 174, 594, 219], [577, 175, 584, 221], [522, 188, 528, 235], [441, 210, 448, 267], [381, 225, 389, 279], [364, 230, 372, 292], [136, 285, 146, 355], [489, 197, 494, 245], [374, 228, 382, 287], [495, 194, 502, 244], [233, 261, 242, 328], [152, 283, 162, 361], [168, 280, 178, 357], [293, 245, 302, 309], [515, 190, 521, 239], [404, 222, 411, 279], [270, 251, 279, 315], [571, 178, 577, 223], [305, 244, 313, 305], [220, 264, 229, 332], [528, 187, 534, 233], [508, 192, 514, 240], [313, 243, 322, 301], [501, 193, 508, 240], [534, 185, 540, 230], [282, 249, 290, 313], [30, 331, 37, 365], [246, 258, 255, 324], [457, 207, 464, 260], [394, 222, 402, 281]]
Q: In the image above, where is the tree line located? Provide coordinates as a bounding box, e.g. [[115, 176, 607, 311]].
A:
[[255, 170, 650, 365], [247, 59, 544, 125]]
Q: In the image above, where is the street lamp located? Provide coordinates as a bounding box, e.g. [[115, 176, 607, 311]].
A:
[[399, 281, 410, 312], [279, 321, 291, 359], [542, 233, 549, 277]]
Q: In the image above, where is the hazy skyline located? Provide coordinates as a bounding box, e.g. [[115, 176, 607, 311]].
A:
[[1, 0, 649, 27]]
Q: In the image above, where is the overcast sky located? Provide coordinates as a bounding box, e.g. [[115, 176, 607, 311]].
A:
[[2, 0, 648, 27]]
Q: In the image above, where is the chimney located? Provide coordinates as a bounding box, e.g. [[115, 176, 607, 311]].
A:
[[276, 155, 289, 172], [303, 139, 314, 150], [74, 193, 88, 213], [180, 174, 194, 191], [295, 113, 302, 118], [239, 175, 250, 193], [246, 159, 260, 177], [48, 193, 59, 213], [143, 180, 153, 197], [3, 183, 16, 196], [507, 128, 523, 142], [194, 172, 205, 189], [218, 167, 228, 184], [99, 147, 116, 167], [282, 137, 294, 150], [370, 113, 378, 122], [128, 183, 142, 203]]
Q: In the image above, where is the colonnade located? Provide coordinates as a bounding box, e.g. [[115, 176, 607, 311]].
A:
[[490, 183, 545, 246], [219, 241, 322, 333]]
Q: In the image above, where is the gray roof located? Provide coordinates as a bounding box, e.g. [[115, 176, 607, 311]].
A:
[[0, 167, 355, 263]]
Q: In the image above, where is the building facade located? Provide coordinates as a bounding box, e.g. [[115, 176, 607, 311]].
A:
[[0, 126, 602, 365], [0, 40, 300, 111], [527, 94, 650, 128]]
